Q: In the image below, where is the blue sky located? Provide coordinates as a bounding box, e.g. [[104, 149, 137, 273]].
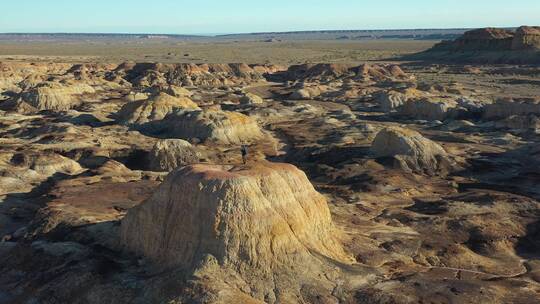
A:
[[1, 0, 539, 34]]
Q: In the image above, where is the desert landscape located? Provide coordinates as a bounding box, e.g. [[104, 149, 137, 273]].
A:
[[0, 24, 540, 304]]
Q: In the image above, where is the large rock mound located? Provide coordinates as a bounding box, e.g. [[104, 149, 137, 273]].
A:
[[10, 81, 95, 112], [157, 109, 264, 144], [120, 162, 350, 300], [121, 162, 347, 269], [148, 139, 202, 172], [116, 92, 200, 125], [371, 127, 453, 175]]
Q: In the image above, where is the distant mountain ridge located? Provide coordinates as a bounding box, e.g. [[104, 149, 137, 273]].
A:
[[0, 28, 475, 42]]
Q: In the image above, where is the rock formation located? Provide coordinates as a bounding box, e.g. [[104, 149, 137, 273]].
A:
[[396, 97, 460, 121], [116, 92, 200, 125], [484, 97, 540, 119], [377, 88, 423, 112], [281, 63, 411, 83], [511, 26, 540, 50], [239, 92, 264, 104], [371, 127, 453, 175], [120, 63, 270, 88], [11, 81, 95, 112], [418, 26, 540, 63], [439, 28, 515, 51], [158, 109, 265, 144], [121, 162, 350, 300], [148, 139, 201, 171]]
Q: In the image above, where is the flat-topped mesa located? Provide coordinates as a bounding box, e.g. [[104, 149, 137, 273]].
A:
[[427, 26, 540, 53], [116, 92, 200, 125], [120, 161, 349, 273], [157, 109, 265, 145]]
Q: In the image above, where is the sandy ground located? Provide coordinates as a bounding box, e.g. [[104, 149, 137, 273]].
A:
[[0, 40, 438, 64]]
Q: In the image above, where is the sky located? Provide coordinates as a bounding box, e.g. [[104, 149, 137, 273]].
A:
[[1, 0, 539, 34]]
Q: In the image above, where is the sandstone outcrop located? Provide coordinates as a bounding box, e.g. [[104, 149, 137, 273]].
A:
[[120, 162, 350, 300], [511, 26, 540, 50], [282, 63, 411, 83], [116, 92, 200, 125], [377, 88, 424, 112], [396, 97, 460, 121], [148, 139, 202, 171], [158, 109, 265, 144], [121, 63, 268, 88], [419, 26, 540, 63], [239, 92, 264, 104], [484, 97, 540, 119], [371, 127, 453, 175], [11, 81, 95, 112]]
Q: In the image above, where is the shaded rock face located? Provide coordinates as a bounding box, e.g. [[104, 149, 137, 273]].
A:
[[511, 26, 540, 50], [371, 127, 452, 175], [120, 162, 349, 287], [116, 92, 200, 125], [484, 97, 540, 119], [148, 139, 201, 172], [495, 115, 540, 134], [158, 110, 264, 144]]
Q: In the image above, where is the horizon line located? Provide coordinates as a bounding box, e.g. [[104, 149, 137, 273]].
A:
[[0, 26, 520, 37]]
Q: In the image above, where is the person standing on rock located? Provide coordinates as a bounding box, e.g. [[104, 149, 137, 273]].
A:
[[241, 145, 248, 164]]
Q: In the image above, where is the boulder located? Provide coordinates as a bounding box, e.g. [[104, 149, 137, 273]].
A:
[[148, 139, 201, 172], [371, 127, 453, 175]]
